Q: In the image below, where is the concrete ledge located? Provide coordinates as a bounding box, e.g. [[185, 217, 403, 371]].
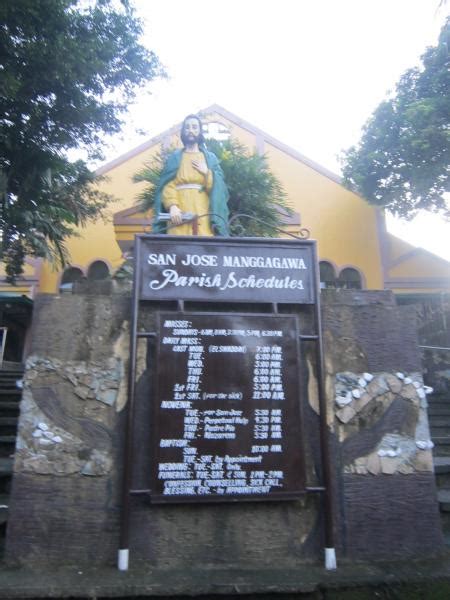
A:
[[1, 555, 450, 598]]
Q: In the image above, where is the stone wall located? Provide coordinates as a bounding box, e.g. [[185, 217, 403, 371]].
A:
[[5, 289, 443, 567], [322, 290, 442, 558], [5, 292, 129, 565]]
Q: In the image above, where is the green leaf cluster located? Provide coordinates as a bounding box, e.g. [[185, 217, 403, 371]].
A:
[[341, 17, 449, 219], [0, 0, 163, 281], [135, 138, 293, 237]]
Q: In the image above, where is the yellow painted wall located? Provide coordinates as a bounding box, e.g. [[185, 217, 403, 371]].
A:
[[264, 143, 383, 288]]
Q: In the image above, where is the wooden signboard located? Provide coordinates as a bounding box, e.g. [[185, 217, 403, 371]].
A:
[[139, 236, 315, 304]]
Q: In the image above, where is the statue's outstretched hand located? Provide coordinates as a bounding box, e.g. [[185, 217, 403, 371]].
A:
[[169, 205, 183, 225]]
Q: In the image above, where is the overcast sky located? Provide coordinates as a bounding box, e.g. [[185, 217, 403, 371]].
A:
[[100, 0, 449, 260]]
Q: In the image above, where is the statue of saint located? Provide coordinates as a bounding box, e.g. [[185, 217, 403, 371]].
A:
[[152, 114, 229, 236]]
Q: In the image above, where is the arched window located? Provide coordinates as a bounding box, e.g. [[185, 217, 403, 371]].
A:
[[60, 267, 83, 292], [338, 267, 362, 290], [319, 261, 337, 289], [87, 260, 109, 281]]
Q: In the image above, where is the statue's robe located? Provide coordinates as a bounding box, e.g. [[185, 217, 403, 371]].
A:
[[152, 147, 229, 236]]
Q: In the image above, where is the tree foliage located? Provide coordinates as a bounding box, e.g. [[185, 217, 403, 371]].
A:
[[0, 0, 163, 280], [135, 138, 293, 237], [341, 17, 450, 219]]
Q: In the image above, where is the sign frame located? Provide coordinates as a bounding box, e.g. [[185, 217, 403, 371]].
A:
[[138, 234, 317, 305], [150, 311, 306, 504]]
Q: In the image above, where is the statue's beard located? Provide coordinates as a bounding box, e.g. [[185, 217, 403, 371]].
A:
[[182, 132, 201, 146]]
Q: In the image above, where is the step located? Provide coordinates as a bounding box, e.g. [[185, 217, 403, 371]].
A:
[[428, 402, 450, 414], [433, 445, 450, 456], [432, 434, 450, 443], [429, 413, 450, 421], [434, 448, 450, 457], [434, 457, 450, 473], [0, 401, 21, 411], [433, 434, 450, 440], [430, 428, 450, 439], [1, 361, 24, 370], [431, 435, 450, 444], [0, 457, 13, 476], [432, 437, 450, 447], [0, 371, 23, 377], [438, 489, 450, 512], [428, 413, 450, 422], [0, 389, 22, 397], [0, 417, 18, 427], [0, 435, 16, 444], [428, 407, 450, 417], [0, 385, 22, 391], [430, 424, 450, 434], [428, 398, 450, 409]]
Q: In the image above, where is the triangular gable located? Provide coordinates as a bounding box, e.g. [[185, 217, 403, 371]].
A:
[[96, 104, 342, 186]]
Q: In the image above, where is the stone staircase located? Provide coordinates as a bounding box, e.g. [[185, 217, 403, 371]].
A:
[[0, 365, 23, 551], [428, 391, 450, 543]]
